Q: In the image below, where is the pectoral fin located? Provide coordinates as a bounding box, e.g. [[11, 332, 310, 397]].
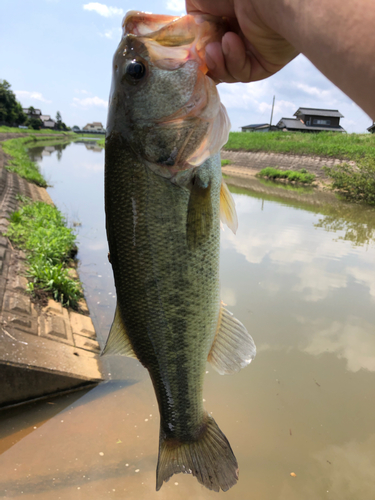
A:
[[186, 176, 212, 250], [220, 179, 238, 234], [101, 303, 138, 358], [208, 305, 256, 375]]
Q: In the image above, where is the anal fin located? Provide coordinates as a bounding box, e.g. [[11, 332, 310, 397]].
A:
[[101, 303, 138, 358], [208, 304, 256, 375]]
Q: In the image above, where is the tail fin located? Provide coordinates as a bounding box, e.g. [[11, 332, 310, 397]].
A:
[[156, 413, 238, 492]]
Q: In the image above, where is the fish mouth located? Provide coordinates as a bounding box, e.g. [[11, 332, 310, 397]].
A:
[[121, 11, 228, 73]]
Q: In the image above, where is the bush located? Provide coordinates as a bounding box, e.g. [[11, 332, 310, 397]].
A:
[[323, 157, 375, 205]]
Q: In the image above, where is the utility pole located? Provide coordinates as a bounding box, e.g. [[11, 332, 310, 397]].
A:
[[270, 95, 275, 127]]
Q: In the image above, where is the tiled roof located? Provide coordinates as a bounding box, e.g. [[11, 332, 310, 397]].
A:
[[294, 108, 344, 118], [277, 118, 345, 132], [241, 123, 269, 129]]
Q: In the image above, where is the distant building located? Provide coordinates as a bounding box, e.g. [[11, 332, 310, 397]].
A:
[[40, 114, 56, 129], [367, 123, 375, 134], [82, 122, 105, 133], [276, 107, 345, 133], [241, 123, 279, 133], [23, 108, 56, 128]]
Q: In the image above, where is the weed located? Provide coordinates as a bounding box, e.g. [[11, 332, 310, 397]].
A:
[[257, 167, 316, 184], [323, 157, 375, 205], [7, 198, 82, 308], [221, 159, 231, 166]]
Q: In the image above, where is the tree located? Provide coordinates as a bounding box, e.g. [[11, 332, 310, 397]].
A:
[[0, 79, 27, 125]]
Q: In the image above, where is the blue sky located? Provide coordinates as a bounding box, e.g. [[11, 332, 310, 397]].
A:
[[1, 0, 372, 132]]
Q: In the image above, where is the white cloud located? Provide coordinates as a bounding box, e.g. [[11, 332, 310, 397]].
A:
[[99, 27, 122, 39], [166, 0, 185, 12], [74, 89, 90, 94], [72, 96, 108, 108], [15, 90, 52, 104], [83, 2, 124, 17], [302, 317, 375, 372], [346, 266, 375, 299], [294, 82, 333, 100]]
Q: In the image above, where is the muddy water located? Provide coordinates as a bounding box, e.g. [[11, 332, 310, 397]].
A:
[[1, 142, 375, 499]]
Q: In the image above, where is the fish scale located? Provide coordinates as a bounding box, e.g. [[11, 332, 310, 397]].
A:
[[106, 135, 221, 439]]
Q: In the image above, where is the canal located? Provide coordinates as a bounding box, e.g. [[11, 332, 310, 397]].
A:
[[0, 140, 374, 499]]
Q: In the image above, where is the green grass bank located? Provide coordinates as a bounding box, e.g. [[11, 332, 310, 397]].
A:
[[1, 133, 75, 186], [224, 131, 375, 162]]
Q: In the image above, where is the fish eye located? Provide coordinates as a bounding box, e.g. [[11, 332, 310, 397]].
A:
[[124, 60, 146, 83]]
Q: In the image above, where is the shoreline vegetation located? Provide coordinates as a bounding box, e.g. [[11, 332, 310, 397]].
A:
[[256, 167, 315, 184], [0, 130, 84, 308], [7, 197, 83, 308]]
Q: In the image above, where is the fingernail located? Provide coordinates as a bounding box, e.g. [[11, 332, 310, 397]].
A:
[[205, 44, 216, 70]]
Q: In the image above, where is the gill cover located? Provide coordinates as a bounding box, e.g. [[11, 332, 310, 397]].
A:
[[106, 11, 231, 171]]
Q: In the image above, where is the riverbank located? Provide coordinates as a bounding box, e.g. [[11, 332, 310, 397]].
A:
[[0, 133, 103, 408]]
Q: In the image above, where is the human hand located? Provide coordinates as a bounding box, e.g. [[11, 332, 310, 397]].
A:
[[186, 0, 299, 83]]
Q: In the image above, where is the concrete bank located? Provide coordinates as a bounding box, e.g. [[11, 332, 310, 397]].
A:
[[221, 149, 354, 183], [0, 134, 103, 409]]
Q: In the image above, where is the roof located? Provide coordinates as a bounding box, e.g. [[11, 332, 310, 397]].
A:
[[294, 107, 344, 118], [92, 122, 104, 126], [367, 123, 375, 133], [23, 108, 42, 114], [241, 123, 269, 129], [277, 118, 345, 132]]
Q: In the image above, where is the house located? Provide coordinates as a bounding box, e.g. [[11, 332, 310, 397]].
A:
[[23, 108, 56, 128], [276, 108, 345, 133], [367, 123, 375, 134], [23, 107, 42, 118], [241, 123, 279, 133], [82, 122, 105, 133], [40, 114, 56, 129]]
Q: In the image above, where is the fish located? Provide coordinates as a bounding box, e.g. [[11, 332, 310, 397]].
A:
[[103, 10, 256, 492]]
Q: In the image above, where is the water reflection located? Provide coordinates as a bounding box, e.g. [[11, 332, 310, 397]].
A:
[[1, 143, 375, 499]]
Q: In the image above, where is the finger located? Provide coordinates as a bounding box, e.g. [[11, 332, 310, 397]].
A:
[[205, 41, 239, 83], [222, 32, 252, 82], [186, 0, 235, 17]]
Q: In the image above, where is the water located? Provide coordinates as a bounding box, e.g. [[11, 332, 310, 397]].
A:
[[1, 141, 375, 499]]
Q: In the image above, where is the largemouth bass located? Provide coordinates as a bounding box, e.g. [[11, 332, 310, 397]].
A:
[[103, 11, 256, 492]]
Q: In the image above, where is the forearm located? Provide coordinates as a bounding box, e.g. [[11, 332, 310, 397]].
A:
[[255, 0, 375, 118]]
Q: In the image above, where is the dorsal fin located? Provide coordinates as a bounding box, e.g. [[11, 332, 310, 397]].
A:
[[101, 303, 138, 358], [208, 304, 256, 374], [220, 179, 238, 234]]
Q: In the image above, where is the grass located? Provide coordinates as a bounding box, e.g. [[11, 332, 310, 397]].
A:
[[0, 125, 73, 135], [221, 159, 231, 166], [97, 138, 105, 148], [323, 157, 375, 205], [257, 166, 316, 184], [6, 197, 83, 308], [1, 133, 75, 186], [2, 137, 48, 186], [224, 131, 375, 162]]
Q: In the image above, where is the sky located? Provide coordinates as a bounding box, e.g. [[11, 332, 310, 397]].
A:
[[1, 0, 372, 133]]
